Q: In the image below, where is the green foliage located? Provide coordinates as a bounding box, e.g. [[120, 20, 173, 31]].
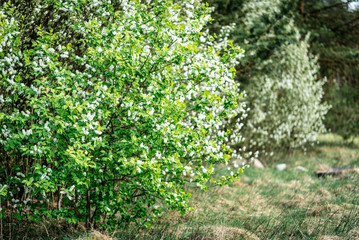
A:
[[0, 0, 245, 228], [325, 83, 359, 141]]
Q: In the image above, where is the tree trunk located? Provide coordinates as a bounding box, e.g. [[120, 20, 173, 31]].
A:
[[86, 189, 91, 229]]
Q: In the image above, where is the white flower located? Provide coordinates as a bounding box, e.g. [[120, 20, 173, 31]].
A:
[[83, 128, 89, 135], [60, 51, 69, 58]]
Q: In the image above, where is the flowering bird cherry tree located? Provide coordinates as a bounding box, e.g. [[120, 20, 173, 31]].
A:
[[238, 0, 329, 158], [209, 0, 329, 159], [0, 0, 246, 227]]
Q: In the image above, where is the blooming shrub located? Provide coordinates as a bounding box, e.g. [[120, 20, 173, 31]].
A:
[[239, 0, 329, 158], [0, 0, 245, 227], [243, 36, 329, 156], [209, 0, 329, 159]]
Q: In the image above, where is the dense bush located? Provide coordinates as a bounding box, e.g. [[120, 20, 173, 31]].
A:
[[0, 0, 246, 228], [209, 0, 329, 159]]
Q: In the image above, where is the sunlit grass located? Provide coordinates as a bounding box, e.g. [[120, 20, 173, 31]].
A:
[[317, 133, 359, 146]]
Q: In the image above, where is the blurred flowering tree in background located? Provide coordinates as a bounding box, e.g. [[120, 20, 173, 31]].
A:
[[208, 0, 329, 159]]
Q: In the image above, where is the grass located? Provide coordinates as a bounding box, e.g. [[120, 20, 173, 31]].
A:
[[6, 134, 359, 239]]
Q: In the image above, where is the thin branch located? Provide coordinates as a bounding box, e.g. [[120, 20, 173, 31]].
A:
[[308, 0, 357, 15], [331, 16, 359, 31]]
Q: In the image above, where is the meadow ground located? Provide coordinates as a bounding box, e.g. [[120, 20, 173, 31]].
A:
[[7, 134, 359, 240]]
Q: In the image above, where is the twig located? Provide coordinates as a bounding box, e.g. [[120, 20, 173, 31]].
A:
[[41, 222, 50, 237]]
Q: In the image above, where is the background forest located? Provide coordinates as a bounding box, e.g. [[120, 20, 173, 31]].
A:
[[0, 0, 358, 239], [209, 0, 359, 143]]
